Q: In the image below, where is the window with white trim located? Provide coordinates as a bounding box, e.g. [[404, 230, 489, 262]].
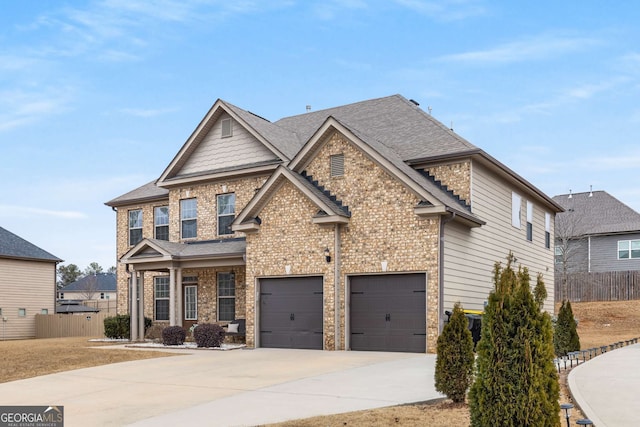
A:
[[511, 192, 521, 228], [526, 201, 533, 242], [18, 308, 26, 317], [545, 212, 551, 249], [217, 272, 235, 321], [618, 240, 640, 259], [41, 309, 48, 314], [221, 118, 233, 137], [128, 209, 143, 246], [154, 206, 169, 240], [217, 193, 235, 236], [181, 198, 197, 239], [184, 285, 198, 320], [154, 276, 170, 321]]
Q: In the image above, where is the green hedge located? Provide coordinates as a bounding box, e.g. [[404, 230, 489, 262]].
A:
[[104, 314, 152, 339]]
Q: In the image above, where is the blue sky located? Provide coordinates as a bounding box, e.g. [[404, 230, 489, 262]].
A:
[[2, 1, 640, 270]]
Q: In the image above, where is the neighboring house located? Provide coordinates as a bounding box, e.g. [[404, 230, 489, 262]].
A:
[[553, 190, 640, 274], [56, 301, 101, 314], [0, 226, 62, 339], [106, 94, 561, 353], [57, 273, 117, 302]]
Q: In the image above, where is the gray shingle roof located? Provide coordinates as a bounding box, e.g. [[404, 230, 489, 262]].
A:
[[149, 237, 246, 258], [0, 226, 62, 262], [105, 180, 169, 207], [60, 273, 116, 292], [552, 191, 640, 236]]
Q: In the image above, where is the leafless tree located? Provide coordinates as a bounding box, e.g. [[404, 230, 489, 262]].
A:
[[555, 206, 587, 301], [79, 274, 99, 300]]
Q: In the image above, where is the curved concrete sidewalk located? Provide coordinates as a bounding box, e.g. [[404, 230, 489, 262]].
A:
[[568, 343, 640, 426], [0, 347, 441, 427]]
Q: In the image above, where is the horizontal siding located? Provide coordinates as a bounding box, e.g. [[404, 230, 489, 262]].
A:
[[443, 162, 555, 313], [0, 258, 56, 339], [590, 233, 640, 272], [179, 113, 278, 176]]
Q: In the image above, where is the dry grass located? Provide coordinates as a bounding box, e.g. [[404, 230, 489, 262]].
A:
[[1, 301, 637, 426], [0, 337, 175, 383]]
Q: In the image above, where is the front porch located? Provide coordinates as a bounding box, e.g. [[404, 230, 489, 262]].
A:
[[120, 237, 246, 341]]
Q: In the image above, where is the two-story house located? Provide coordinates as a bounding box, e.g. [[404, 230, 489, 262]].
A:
[[106, 95, 561, 353], [553, 190, 640, 300]]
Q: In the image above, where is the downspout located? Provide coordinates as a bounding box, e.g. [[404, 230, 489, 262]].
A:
[[588, 236, 592, 273], [439, 212, 456, 333], [334, 224, 341, 350]]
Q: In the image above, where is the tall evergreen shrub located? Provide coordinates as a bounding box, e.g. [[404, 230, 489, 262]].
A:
[[435, 302, 475, 403], [554, 300, 580, 356], [468, 253, 560, 427]]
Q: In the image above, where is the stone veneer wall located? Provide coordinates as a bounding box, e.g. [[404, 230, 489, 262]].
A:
[[425, 161, 472, 204], [246, 132, 442, 352], [114, 176, 265, 321]]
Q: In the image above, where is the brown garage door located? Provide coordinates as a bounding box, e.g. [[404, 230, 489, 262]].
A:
[[259, 277, 323, 350], [350, 273, 426, 353]]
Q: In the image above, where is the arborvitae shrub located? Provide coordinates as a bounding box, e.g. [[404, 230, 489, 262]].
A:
[[435, 302, 474, 403], [193, 323, 225, 348], [162, 326, 187, 346], [468, 253, 560, 427], [554, 300, 580, 356], [103, 315, 152, 339]]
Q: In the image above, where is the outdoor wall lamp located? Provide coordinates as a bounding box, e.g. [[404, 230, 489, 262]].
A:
[[324, 248, 331, 263], [560, 403, 573, 427]]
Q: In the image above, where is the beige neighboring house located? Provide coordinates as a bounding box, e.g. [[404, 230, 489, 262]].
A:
[[0, 226, 62, 339], [57, 272, 117, 314], [106, 94, 562, 353]]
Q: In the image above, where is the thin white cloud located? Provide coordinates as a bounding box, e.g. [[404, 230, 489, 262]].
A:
[[0, 89, 71, 132], [0, 205, 87, 220], [395, 0, 486, 21], [437, 33, 600, 65]]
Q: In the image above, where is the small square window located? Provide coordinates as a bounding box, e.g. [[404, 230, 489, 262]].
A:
[[18, 308, 26, 317], [41, 309, 49, 315]]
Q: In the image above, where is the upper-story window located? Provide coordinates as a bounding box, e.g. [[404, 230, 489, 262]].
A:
[[618, 240, 640, 259], [511, 192, 521, 229], [545, 212, 551, 249], [181, 198, 197, 239], [154, 206, 169, 240], [217, 193, 235, 235], [526, 201, 533, 242], [128, 209, 143, 246]]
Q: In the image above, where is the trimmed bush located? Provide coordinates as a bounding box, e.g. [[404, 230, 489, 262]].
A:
[[103, 315, 152, 339], [193, 323, 225, 348], [469, 253, 559, 427], [554, 300, 580, 357], [162, 326, 187, 346], [435, 302, 474, 403]]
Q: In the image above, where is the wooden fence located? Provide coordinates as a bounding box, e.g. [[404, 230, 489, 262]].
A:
[[555, 270, 640, 302], [35, 313, 110, 339]]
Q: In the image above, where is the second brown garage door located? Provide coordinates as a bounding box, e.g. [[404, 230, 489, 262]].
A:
[[259, 277, 323, 350], [349, 273, 426, 353]]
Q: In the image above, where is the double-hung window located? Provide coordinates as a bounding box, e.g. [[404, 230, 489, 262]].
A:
[[128, 209, 143, 246], [154, 276, 170, 321], [217, 272, 235, 321], [545, 213, 551, 249], [526, 201, 533, 242], [154, 206, 169, 240], [511, 192, 521, 229], [181, 198, 197, 239], [618, 240, 640, 259], [217, 193, 235, 236]]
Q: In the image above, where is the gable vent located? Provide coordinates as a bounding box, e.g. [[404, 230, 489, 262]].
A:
[[330, 154, 344, 177], [221, 118, 233, 138]]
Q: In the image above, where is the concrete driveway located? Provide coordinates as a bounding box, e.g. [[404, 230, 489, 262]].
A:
[[0, 346, 441, 427]]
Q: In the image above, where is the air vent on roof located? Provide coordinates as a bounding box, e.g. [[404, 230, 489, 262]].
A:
[[221, 118, 233, 138], [330, 154, 344, 177]]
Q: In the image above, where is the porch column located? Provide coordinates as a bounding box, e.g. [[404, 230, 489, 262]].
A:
[[130, 267, 138, 341], [176, 268, 183, 326], [169, 267, 176, 326], [138, 272, 145, 340]]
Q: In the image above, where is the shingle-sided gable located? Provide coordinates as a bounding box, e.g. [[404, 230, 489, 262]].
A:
[[0, 226, 61, 262]]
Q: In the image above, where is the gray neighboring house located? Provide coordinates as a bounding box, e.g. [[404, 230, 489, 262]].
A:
[[57, 272, 117, 302], [553, 190, 640, 274], [0, 226, 62, 339]]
